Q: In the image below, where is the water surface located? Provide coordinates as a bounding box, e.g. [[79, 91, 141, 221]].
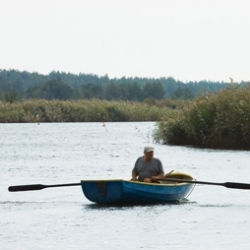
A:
[[1, 122, 250, 249]]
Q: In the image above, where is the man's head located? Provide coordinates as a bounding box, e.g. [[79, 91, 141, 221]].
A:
[[144, 146, 154, 161]]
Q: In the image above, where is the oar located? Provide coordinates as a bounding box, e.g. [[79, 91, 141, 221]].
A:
[[159, 178, 250, 190], [8, 182, 81, 192]]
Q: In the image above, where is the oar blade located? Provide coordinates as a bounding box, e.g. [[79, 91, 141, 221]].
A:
[[8, 184, 46, 192], [224, 182, 250, 190]]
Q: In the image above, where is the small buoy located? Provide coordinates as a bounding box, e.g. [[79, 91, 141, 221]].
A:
[[102, 122, 108, 132], [36, 114, 40, 125]]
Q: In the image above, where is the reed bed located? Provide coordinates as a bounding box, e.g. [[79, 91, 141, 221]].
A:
[[0, 99, 174, 123], [154, 85, 250, 150]]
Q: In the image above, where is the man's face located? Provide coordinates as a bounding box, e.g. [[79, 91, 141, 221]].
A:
[[145, 151, 154, 161]]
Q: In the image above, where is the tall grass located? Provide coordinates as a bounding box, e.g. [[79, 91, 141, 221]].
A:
[[0, 99, 175, 123], [154, 85, 250, 150]]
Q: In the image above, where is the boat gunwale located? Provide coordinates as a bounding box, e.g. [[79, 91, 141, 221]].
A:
[[81, 178, 195, 187], [81, 171, 195, 187]]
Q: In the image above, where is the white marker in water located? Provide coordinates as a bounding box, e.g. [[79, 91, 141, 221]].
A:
[[102, 122, 108, 132], [36, 114, 40, 125]]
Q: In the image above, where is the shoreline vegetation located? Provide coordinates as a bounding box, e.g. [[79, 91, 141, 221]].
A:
[[1, 85, 250, 150], [0, 99, 182, 123], [154, 85, 250, 150]]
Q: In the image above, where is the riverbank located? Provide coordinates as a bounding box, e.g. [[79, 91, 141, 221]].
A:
[[154, 85, 250, 150], [0, 99, 178, 123]]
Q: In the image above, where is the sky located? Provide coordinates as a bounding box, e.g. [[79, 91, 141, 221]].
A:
[[1, 0, 250, 82]]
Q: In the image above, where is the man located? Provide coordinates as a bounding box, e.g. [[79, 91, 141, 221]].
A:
[[131, 146, 164, 183]]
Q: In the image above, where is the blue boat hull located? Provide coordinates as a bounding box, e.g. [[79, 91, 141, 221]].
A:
[[81, 176, 195, 205]]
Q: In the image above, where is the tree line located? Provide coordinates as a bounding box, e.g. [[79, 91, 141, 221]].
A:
[[0, 69, 248, 102]]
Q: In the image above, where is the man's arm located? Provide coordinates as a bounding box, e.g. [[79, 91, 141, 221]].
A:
[[131, 157, 140, 181], [131, 171, 138, 181], [151, 159, 164, 181], [151, 172, 164, 181]]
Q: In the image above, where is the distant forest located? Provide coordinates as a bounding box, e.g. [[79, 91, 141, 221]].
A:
[[0, 69, 249, 103]]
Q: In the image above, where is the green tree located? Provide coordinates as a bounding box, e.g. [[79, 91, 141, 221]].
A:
[[104, 82, 122, 100], [173, 87, 193, 99], [82, 83, 103, 99], [142, 82, 166, 100], [26, 78, 75, 100], [4, 90, 17, 103], [127, 82, 143, 101]]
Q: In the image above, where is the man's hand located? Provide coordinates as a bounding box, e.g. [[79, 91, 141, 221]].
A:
[[151, 176, 159, 181], [131, 177, 138, 181]]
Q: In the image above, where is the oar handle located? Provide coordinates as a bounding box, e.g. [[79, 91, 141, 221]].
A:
[[8, 183, 81, 192], [8, 184, 46, 192]]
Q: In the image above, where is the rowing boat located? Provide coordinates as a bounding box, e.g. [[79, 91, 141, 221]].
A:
[[8, 172, 250, 199], [81, 171, 195, 205]]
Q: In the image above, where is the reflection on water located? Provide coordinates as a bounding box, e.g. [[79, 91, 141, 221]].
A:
[[83, 199, 190, 210], [1, 122, 250, 250]]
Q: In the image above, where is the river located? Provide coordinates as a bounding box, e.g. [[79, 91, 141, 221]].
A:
[[1, 122, 250, 249]]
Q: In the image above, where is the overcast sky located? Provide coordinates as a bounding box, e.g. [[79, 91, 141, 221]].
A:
[[1, 0, 250, 82]]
